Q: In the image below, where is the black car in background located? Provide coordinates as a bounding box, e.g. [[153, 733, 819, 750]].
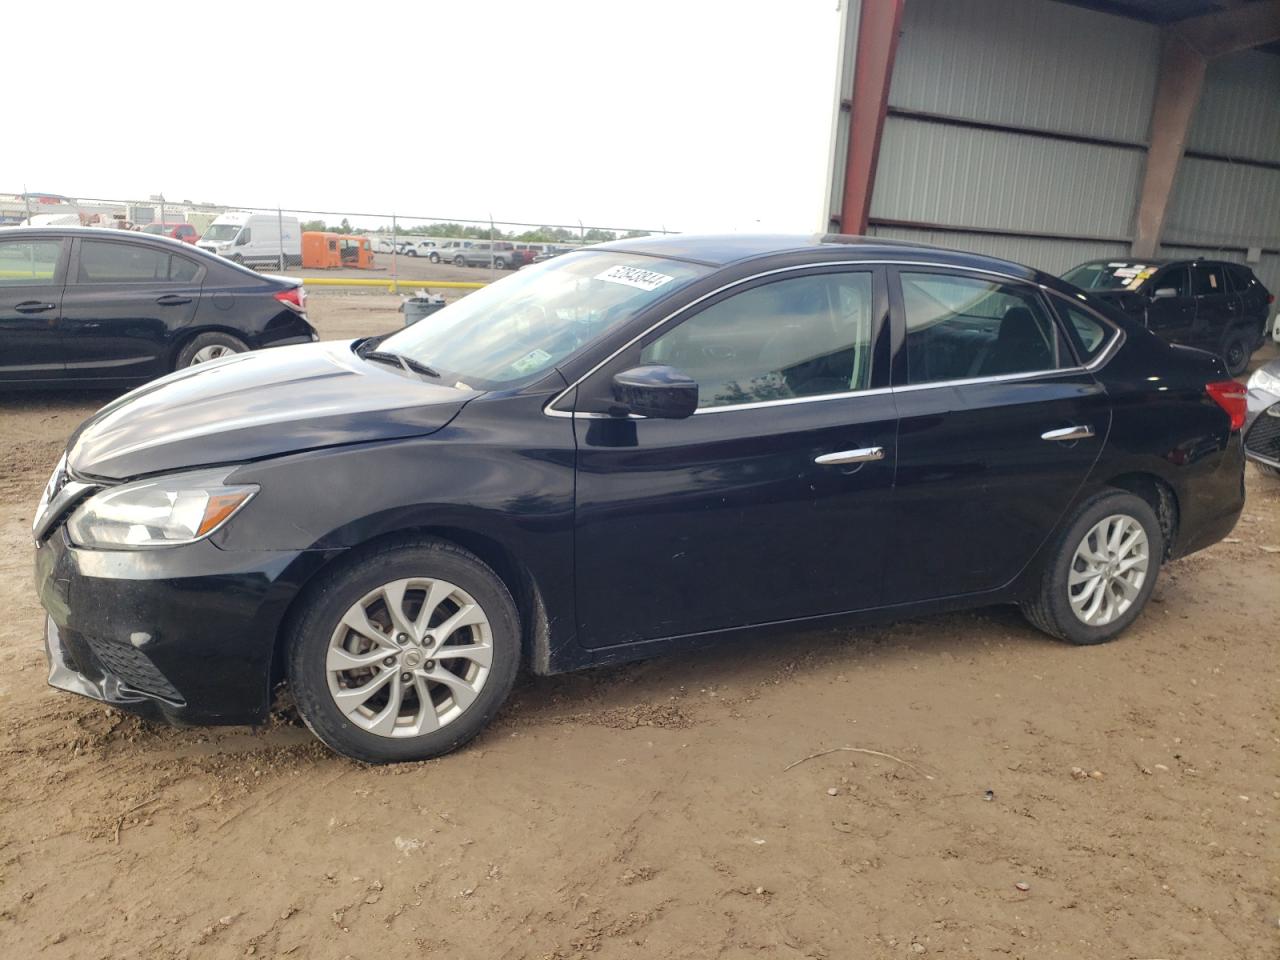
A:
[[1062, 258, 1272, 376], [34, 235, 1246, 763], [0, 227, 317, 388]]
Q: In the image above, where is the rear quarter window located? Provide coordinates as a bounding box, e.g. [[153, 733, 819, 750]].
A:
[[1054, 299, 1113, 364]]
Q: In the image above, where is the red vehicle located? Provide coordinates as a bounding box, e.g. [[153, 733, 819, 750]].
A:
[[142, 222, 199, 244]]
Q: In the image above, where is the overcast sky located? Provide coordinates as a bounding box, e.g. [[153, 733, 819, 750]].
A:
[[7, 1, 841, 233]]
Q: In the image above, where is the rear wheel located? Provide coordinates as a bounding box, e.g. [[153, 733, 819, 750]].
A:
[[406, 249, 417, 257], [175, 331, 249, 369], [494, 257, 507, 270], [453, 255, 466, 266], [429, 253, 440, 263], [1221, 332, 1251, 377], [286, 539, 520, 763], [1021, 490, 1163, 645]]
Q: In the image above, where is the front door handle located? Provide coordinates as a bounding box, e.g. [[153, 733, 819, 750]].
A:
[[155, 294, 192, 306], [1041, 425, 1095, 442], [815, 446, 885, 465], [14, 301, 56, 314]]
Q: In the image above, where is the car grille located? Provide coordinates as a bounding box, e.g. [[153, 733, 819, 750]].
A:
[[84, 636, 183, 703], [1245, 402, 1280, 464]]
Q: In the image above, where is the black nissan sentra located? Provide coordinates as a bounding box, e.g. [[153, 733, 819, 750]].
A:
[[33, 235, 1247, 762]]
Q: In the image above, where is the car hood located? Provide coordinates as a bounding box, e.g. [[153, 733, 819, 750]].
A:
[[68, 340, 480, 480]]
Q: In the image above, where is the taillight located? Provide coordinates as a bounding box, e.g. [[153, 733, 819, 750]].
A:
[[1205, 380, 1247, 431], [274, 286, 306, 312]]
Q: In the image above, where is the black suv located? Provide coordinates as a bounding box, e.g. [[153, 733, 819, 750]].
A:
[[1062, 258, 1273, 376]]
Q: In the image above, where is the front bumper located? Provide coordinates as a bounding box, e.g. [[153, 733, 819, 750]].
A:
[[35, 526, 329, 726], [1243, 389, 1280, 468]]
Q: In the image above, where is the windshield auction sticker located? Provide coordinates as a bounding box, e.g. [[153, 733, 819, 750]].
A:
[[595, 265, 676, 292]]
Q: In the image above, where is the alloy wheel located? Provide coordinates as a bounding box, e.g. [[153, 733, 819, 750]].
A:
[[1067, 514, 1149, 626], [190, 344, 236, 364], [325, 577, 493, 738]]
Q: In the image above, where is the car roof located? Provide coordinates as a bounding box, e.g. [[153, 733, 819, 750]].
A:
[[0, 225, 198, 250], [592, 232, 1042, 279]]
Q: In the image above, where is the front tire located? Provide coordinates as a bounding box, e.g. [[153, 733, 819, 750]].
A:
[[429, 253, 440, 263], [286, 539, 521, 763], [1221, 332, 1251, 377], [1021, 490, 1163, 645]]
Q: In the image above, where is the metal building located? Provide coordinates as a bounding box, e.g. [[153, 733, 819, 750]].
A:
[[825, 0, 1280, 296]]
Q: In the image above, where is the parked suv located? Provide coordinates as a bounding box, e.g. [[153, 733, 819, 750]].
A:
[[458, 241, 527, 270], [428, 239, 473, 264], [1062, 258, 1273, 376]]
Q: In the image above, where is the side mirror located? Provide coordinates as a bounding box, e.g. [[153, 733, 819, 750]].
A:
[[611, 365, 698, 419], [235, 234, 248, 246], [1151, 287, 1177, 300]]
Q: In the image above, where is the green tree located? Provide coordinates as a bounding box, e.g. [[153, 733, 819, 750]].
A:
[[301, 219, 327, 233]]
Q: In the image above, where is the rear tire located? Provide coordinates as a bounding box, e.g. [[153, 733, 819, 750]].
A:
[[453, 256, 466, 266], [175, 331, 249, 369], [429, 253, 440, 263], [1021, 490, 1163, 645], [286, 539, 521, 764], [1221, 332, 1251, 377], [495, 257, 507, 270]]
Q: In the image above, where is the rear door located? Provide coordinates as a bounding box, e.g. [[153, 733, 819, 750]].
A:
[[886, 268, 1111, 603], [59, 237, 203, 383], [0, 235, 69, 382], [1145, 264, 1195, 343], [1190, 262, 1235, 349]]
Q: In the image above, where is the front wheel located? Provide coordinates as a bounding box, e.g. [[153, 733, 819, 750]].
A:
[[405, 249, 417, 257], [1021, 490, 1163, 645], [1221, 332, 1251, 377], [429, 253, 440, 263], [494, 257, 507, 270], [286, 539, 521, 763]]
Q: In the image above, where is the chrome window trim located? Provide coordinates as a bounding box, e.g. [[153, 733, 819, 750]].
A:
[[543, 259, 1124, 420]]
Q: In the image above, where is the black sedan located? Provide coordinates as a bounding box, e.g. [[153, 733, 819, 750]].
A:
[[0, 227, 316, 387], [33, 234, 1246, 763]]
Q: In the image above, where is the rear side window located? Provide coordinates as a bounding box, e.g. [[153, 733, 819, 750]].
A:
[[78, 240, 199, 283], [1192, 264, 1225, 296], [1054, 300, 1111, 364], [0, 239, 62, 286], [900, 272, 1064, 384], [1223, 264, 1256, 294], [641, 271, 876, 409]]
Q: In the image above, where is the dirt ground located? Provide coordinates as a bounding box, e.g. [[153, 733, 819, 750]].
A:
[[1, 300, 1276, 960]]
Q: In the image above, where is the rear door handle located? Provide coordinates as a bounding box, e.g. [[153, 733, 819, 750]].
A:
[[14, 301, 56, 314], [815, 446, 885, 465], [155, 294, 192, 306], [1041, 425, 1095, 442]]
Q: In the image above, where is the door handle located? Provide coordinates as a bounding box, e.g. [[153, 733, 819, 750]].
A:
[[14, 301, 55, 314], [815, 446, 885, 465], [1041, 425, 1095, 442], [155, 294, 192, 306]]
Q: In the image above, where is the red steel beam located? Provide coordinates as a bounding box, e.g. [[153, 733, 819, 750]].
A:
[[839, 0, 905, 236]]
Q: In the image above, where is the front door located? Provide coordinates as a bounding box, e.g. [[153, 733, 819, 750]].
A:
[[1145, 264, 1195, 343], [885, 268, 1110, 603], [572, 267, 897, 648], [0, 236, 68, 383], [59, 237, 203, 382]]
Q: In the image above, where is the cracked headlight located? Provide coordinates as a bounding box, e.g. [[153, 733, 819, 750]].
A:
[[66, 469, 257, 549]]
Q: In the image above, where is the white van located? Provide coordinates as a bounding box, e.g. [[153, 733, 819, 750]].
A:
[[198, 212, 301, 267]]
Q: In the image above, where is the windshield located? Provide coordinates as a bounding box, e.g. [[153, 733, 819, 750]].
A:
[[142, 224, 167, 234], [203, 224, 241, 242], [378, 251, 710, 388], [1063, 261, 1158, 292]]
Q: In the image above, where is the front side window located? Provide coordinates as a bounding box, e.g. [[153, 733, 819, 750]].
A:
[[1152, 265, 1190, 297], [640, 272, 875, 409], [0, 239, 62, 286], [1192, 264, 1224, 296], [901, 272, 1064, 384]]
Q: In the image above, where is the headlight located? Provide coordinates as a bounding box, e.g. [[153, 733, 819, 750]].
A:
[[1247, 366, 1280, 397], [66, 469, 257, 549]]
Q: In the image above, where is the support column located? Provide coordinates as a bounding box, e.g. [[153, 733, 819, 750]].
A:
[[838, 0, 904, 236], [1131, 34, 1206, 259]]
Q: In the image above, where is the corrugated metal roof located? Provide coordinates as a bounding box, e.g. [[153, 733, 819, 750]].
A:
[[868, 223, 1129, 275], [1164, 156, 1280, 248], [870, 116, 1143, 239], [889, 0, 1160, 143], [1187, 51, 1280, 162]]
